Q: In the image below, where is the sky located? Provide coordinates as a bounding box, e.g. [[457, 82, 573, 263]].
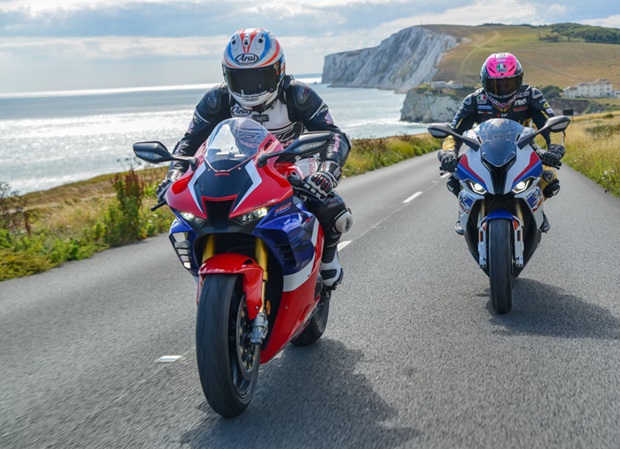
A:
[[0, 0, 619, 95]]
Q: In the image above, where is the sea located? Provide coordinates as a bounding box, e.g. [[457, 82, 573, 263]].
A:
[[0, 77, 427, 194]]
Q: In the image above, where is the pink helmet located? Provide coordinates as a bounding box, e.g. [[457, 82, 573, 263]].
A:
[[480, 52, 524, 102], [222, 28, 285, 111]]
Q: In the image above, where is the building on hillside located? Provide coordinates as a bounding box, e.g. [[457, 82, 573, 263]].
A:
[[562, 79, 615, 98]]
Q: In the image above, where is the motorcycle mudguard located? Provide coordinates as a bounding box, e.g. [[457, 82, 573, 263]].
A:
[[478, 209, 524, 269], [199, 253, 264, 320]]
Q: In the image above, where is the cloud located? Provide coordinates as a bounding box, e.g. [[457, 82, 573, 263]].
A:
[[1, 0, 619, 93], [581, 15, 620, 28], [0, 35, 229, 59]]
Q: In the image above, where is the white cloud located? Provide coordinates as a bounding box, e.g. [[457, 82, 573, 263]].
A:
[[374, 0, 545, 32], [581, 15, 620, 28], [0, 35, 229, 59], [0, 0, 198, 16]]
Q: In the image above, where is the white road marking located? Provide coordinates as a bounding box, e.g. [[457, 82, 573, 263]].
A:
[[156, 355, 183, 363], [338, 241, 352, 251], [403, 191, 423, 203]]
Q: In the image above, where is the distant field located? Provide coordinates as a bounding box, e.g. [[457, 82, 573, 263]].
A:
[[426, 25, 620, 90]]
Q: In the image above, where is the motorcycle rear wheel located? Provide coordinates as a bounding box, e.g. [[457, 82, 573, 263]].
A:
[[488, 219, 513, 314], [196, 274, 259, 417], [290, 289, 331, 346]]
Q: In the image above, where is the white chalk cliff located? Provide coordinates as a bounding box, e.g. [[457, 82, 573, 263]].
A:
[[322, 26, 458, 93]]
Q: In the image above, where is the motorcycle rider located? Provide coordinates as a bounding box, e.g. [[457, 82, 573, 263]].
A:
[[437, 52, 565, 234], [156, 28, 352, 288]]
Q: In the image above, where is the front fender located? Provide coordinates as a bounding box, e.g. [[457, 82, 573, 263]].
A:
[[478, 209, 524, 269], [199, 253, 263, 320]]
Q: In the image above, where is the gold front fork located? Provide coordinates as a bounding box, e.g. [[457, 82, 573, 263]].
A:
[[202, 234, 216, 262], [255, 238, 268, 314]]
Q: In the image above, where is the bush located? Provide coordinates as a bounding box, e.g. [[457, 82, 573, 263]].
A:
[[103, 169, 147, 246]]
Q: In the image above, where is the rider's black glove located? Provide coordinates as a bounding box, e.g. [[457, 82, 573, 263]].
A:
[[537, 144, 565, 168], [156, 170, 182, 203], [438, 150, 458, 173], [302, 171, 335, 200]]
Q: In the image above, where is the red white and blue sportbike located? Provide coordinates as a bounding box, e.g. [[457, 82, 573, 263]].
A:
[[428, 116, 570, 314], [133, 118, 338, 417]]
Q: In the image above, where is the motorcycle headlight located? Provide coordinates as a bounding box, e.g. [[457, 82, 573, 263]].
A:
[[467, 180, 487, 194], [232, 207, 269, 225], [179, 211, 207, 227], [512, 178, 533, 194]]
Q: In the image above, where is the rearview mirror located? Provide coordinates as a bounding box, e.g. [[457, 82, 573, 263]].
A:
[[133, 141, 198, 168], [517, 115, 571, 149], [427, 123, 480, 151], [133, 141, 174, 163], [257, 131, 333, 167]]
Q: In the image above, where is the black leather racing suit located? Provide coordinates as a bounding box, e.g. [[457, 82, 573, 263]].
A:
[[170, 75, 351, 265], [443, 85, 559, 197]]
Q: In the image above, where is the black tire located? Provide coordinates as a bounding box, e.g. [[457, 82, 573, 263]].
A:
[[488, 219, 513, 314], [196, 274, 259, 417], [290, 289, 331, 346]]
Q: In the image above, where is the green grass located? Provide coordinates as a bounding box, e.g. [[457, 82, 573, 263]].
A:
[[563, 111, 620, 196]]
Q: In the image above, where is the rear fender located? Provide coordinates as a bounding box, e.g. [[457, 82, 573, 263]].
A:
[[478, 210, 524, 269], [199, 253, 264, 320]]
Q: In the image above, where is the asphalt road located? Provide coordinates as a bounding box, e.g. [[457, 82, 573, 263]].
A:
[[2, 152, 620, 449]]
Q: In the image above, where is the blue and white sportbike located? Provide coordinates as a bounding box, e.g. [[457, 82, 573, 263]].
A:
[[428, 116, 570, 314]]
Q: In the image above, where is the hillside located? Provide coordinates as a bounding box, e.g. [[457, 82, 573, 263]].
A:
[[428, 24, 620, 90], [323, 24, 620, 91]]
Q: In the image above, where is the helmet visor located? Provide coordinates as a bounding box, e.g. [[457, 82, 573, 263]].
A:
[[225, 65, 280, 98], [484, 75, 522, 99]]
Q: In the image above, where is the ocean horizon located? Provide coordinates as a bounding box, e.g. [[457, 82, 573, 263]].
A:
[[0, 78, 427, 194]]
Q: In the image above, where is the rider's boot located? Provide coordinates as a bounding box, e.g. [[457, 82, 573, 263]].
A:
[[541, 212, 551, 233], [455, 217, 464, 235], [321, 234, 343, 288]]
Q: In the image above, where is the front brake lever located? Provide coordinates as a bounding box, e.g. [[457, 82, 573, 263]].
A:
[[151, 200, 166, 211]]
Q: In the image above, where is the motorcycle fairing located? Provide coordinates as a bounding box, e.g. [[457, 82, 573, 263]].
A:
[[169, 218, 199, 275], [254, 199, 320, 279], [507, 150, 543, 191], [457, 153, 488, 190]]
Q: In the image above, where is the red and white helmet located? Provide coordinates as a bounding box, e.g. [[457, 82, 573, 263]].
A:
[[480, 52, 524, 103], [222, 28, 285, 111]]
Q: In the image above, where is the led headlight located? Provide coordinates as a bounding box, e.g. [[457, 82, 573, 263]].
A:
[[467, 180, 487, 194], [179, 211, 207, 227], [512, 178, 533, 194], [233, 207, 269, 225]]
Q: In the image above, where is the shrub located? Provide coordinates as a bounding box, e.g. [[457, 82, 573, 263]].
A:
[[103, 169, 147, 246]]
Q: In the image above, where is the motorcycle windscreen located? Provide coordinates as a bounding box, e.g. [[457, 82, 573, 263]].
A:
[[204, 118, 270, 169], [476, 119, 523, 168]]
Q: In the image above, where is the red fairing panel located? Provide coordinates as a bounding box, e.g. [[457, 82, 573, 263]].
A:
[[229, 158, 294, 219], [166, 160, 206, 219], [260, 226, 324, 363]]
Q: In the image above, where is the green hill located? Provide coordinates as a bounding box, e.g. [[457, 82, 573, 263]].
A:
[[426, 24, 620, 91]]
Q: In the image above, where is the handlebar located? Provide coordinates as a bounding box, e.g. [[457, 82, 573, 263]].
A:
[[151, 200, 167, 211]]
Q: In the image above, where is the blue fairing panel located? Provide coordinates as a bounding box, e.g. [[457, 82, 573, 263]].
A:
[[255, 201, 317, 275], [486, 209, 514, 221]]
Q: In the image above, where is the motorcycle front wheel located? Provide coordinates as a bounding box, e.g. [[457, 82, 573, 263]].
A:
[[488, 219, 513, 314], [196, 274, 259, 417]]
